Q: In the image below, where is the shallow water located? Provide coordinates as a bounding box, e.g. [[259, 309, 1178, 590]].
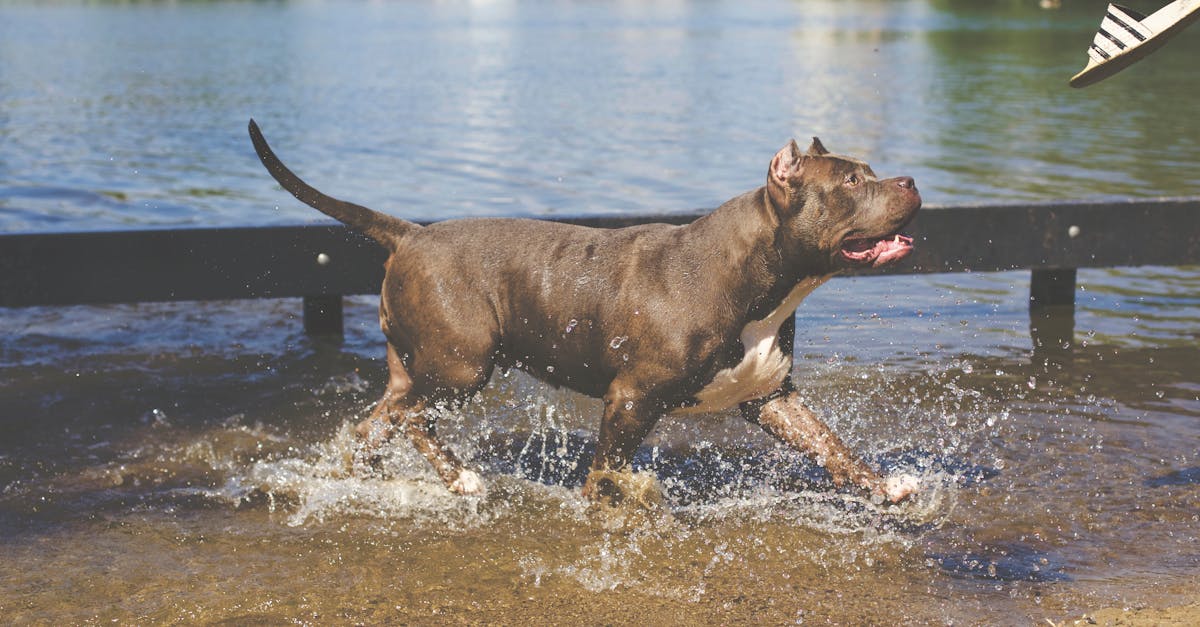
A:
[[2, 269, 1198, 623], [2, 0, 1200, 624]]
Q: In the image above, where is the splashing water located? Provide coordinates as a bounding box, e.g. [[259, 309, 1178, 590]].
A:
[[2, 266, 1198, 623]]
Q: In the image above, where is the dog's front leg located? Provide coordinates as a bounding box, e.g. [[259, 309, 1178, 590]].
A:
[[741, 392, 918, 503], [582, 385, 661, 504]]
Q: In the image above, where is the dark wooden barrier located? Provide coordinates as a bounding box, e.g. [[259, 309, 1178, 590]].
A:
[[2, 198, 1198, 339]]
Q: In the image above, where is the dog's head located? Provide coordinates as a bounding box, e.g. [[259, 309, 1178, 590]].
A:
[[766, 138, 920, 273]]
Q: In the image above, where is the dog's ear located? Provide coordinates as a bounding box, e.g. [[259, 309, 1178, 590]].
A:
[[806, 137, 829, 157], [770, 139, 804, 184]]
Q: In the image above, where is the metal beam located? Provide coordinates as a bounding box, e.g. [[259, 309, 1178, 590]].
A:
[[0, 225, 386, 307], [2, 199, 1197, 341], [870, 197, 1200, 275]]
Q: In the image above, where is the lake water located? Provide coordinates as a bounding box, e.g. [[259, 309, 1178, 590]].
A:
[[1, 0, 1199, 623]]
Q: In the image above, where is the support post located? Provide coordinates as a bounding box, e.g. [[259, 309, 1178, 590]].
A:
[[780, 312, 797, 364], [303, 294, 344, 339], [780, 312, 798, 390], [1029, 268, 1077, 309], [1029, 268, 1077, 366]]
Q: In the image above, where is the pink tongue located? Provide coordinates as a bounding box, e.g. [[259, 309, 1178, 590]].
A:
[[872, 235, 914, 265], [842, 234, 914, 264]]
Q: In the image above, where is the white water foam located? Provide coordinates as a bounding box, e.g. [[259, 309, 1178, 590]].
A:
[[228, 421, 492, 528]]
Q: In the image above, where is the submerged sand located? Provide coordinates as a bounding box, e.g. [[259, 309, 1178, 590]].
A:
[[1071, 601, 1200, 626]]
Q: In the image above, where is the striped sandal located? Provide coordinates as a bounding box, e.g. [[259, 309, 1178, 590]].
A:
[[1070, 0, 1200, 88]]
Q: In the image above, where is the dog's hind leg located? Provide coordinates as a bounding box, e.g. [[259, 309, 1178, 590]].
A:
[[354, 343, 484, 494], [355, 343, 411, 451], [399, 404, 483, 495]]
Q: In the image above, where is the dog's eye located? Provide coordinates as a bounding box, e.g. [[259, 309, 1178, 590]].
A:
[[844, 173, 860, 186]]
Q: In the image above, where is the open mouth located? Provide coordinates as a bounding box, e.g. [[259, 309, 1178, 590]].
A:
[[840, 233, 914, 268]]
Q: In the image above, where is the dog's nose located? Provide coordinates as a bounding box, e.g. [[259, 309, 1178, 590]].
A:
[[896, 176, 916, 190]]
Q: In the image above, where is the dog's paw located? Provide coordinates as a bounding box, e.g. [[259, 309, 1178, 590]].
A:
[[883, 473, 921, 503], [449, 469, 484, 495]]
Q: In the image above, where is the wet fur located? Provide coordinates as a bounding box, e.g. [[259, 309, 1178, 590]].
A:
[[249, 120, 922, 502]]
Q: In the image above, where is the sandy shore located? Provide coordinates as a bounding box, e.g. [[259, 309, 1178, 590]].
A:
[[1068, 601, 1200, 626]]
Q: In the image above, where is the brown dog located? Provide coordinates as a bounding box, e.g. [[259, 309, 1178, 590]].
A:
[[249, 120, 922, 503]]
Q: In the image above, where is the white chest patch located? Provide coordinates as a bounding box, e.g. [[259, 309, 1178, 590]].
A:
[[675, 275, 832, 415]]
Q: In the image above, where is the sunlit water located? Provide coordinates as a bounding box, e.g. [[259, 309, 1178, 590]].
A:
[[2, 0, 1199, 623]]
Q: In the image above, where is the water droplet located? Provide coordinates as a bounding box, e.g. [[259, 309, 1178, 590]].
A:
[[624, 401, 634, 411], [565, 319, 578, 333], [147, 408, 169, 425], [546, 365, 555, 373], [1027, 376, 1037, 390], [944, 414, 958, 427], [609, 336, 627, 349], [962, 363, 974, 374], [1156, 390, 1165, 399]]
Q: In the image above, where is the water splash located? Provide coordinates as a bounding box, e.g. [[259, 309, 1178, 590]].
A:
[[238, 422, 494, 529]]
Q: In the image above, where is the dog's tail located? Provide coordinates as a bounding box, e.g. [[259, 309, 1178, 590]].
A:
[[248, 119, 416, 250]]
